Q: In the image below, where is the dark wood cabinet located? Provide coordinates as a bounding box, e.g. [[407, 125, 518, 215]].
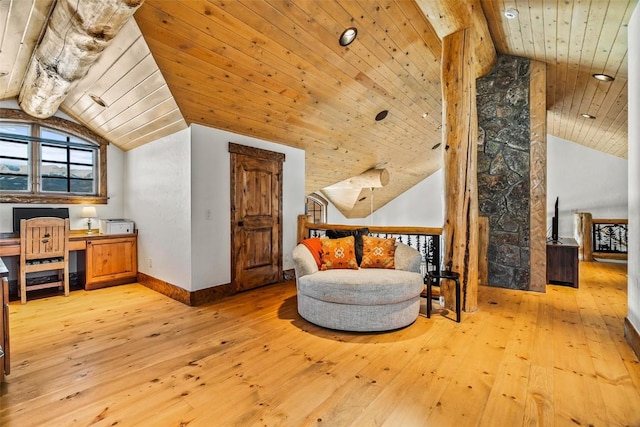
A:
[[547, 238, 579, 288]]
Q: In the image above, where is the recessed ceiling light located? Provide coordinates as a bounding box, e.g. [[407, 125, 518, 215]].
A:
[[0, 71, 8, 77], [375, 110, 389, 121], [432, 143, 441, 150], [339, 27, 358, 46], [89, 94, 107, 108], [504, 8, 519, 19], [592, 73, 615, 82], [581, 113, 596, 119]]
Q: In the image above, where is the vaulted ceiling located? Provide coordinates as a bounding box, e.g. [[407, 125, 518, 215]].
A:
[[0, 0, 632, 217]]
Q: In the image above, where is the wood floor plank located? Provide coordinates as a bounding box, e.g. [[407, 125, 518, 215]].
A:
[[1, 261, 639, 426], [479, 292, 539, 426]]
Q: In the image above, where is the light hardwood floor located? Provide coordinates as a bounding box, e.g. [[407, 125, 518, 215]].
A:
[[1, 261, 639, 426]]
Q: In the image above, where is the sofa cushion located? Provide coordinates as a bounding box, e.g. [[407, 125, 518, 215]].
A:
[[297, 268, 423, 305], [301, 237, 323, 268], [360, 235, 396, 269], [326, 228, 369, 265], [320, 236, 358, 270]]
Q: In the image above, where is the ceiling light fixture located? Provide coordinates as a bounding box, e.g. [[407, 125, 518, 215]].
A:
[[0, 71, 8, 77], [375, 110, 388, 121], [90, 94, 107, 108], [339, 27, 358, 46], [504, 8, 519, 19], [592, 73, 615, 82], [432, 143, 441, 150], [581, 113, 596, 119]]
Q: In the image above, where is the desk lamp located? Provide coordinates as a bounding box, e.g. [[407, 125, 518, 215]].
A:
[[81, 206, 98, 234]]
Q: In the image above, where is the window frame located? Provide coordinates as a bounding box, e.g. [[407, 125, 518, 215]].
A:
[[0, 109, 108, 204], [305, 193, 328, 224]]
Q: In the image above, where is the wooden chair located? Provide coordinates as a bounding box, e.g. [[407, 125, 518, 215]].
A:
[[19, 218, 70, 304]]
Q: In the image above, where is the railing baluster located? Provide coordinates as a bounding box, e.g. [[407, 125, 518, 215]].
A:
[[592, 220, 627, 254], [300, 220, 443, 278]]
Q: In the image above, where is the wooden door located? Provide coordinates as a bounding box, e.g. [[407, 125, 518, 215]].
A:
[[230, 143, 284, 292]]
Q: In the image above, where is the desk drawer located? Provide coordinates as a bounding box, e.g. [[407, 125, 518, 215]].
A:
[[69, 240, 86, 251]]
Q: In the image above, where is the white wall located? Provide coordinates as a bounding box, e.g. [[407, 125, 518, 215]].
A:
[[125, 125, 305, 292], [327, 169, 445, 227], [627, 4, 640, 334], [125, 128, 193, 289], [190, 124, 305, 291], [547, 134, 628, 237]]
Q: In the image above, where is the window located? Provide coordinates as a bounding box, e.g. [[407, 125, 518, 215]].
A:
[[305, 193, 328, 224], [0, 110, 107, 204]]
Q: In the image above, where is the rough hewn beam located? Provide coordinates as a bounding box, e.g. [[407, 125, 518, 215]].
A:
[[415, 0, 496, 77], [529, 60, 548, 292], [321, 169, 390, 218], [18, 0, 144, 118], [441, 28, 479, 312]]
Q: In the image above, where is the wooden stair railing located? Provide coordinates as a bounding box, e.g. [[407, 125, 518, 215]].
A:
[[574, 213, 628, 261]]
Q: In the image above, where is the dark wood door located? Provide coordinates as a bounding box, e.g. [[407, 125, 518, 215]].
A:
[[230, 143, 284, 292]]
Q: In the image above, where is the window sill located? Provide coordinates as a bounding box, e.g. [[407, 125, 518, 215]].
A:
[[0, 194, 107, 204]]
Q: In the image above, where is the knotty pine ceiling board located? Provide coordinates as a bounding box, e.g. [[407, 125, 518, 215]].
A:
[[60, 18, 187, 150], [136, 0, 444, 212], [0, 0, 631, 217], [481, 0, 632, 158]]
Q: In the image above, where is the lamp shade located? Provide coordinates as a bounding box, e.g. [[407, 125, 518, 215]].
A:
[[81, 206, 97, 218]]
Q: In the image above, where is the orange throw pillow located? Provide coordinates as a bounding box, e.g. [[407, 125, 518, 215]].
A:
[[360, 235, 396, 269], [301, 238, 323, 268], [320, 236, 358, 270]]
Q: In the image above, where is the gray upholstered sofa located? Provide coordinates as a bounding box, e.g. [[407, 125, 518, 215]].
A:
[[292, 242, 424, 332]]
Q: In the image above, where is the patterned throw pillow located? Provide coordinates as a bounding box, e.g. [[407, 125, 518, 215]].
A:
[[325, 228, 369, 265], [360, 235, 396, 269], [320, 236, 358, 270]]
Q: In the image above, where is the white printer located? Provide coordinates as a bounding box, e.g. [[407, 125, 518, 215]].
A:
[[99, 219, 135, 235]]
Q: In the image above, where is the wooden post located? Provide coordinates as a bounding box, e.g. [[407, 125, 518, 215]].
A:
[[415, 0, 496, 78], [478, 216, 489, 286], [575, 212, 593, 261], [441, 28, 479, 312], [529, 60, 547, 292], [297, 214, 312, 243]]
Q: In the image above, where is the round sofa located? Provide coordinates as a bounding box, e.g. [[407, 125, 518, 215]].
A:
[[292, 242, 424, 332]]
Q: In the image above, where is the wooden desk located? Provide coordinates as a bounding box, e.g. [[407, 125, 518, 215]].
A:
[[547, 237, 579, 288], [0, 230, 137, 290]]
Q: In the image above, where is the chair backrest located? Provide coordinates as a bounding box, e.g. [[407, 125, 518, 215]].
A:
[[20, 217, 70, 261]]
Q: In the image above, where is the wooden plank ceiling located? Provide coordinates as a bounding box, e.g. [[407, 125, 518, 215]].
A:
[[134, 0, 445, 217], [0, 0, 186, 152], [481, 0, 632, 158], [0, 0, 633, 217]]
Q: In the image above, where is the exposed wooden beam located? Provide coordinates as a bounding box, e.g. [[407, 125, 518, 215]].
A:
[[321, 169, 390, 219], [18, 0, 144, 118], [415, 0, 496, 77]]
